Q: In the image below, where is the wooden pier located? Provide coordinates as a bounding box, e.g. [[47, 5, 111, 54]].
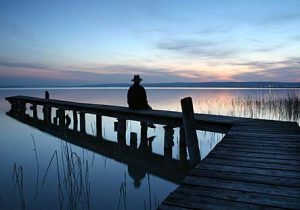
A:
[[5, 95, 300, 209], [159, 120, 300, 209]]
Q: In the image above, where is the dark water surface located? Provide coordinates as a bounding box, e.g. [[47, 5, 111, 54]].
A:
[[0, 88, 299, 210]]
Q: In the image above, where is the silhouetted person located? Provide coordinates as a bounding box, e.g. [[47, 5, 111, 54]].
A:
[[128, 75, 156, 128], [127, 75, 151, 110]]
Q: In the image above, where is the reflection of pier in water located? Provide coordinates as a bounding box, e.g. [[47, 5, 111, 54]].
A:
[[6, 95, 300, 209], [6, 95, 231, 165], [6, 109, 190, 186]]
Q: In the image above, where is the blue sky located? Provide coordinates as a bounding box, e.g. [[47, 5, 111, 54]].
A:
[[0, 0, 300, 86]]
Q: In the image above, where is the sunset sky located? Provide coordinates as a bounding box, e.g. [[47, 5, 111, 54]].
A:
[[0, 0, 300, 86]]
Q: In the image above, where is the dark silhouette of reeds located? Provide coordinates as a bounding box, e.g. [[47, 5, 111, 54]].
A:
[[12, 164, 25, 209], [31, 135, 40, 200], [117, 172, 127, 210], [194, 90, 300, 124]]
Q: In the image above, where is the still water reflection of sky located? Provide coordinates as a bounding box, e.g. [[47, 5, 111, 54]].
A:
[[0, 88, 299, 210]]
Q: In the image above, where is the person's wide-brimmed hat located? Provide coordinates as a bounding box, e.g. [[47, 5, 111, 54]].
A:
[[131, 75, 143, 82]]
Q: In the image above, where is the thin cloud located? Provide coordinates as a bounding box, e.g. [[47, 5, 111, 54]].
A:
[[0, 60, 52, 70], [264, 13, 300, 24], [231, 57, 300, 82], [232, 67, 300, 82], [157, 39, 235, 58], [231, 57, 300, 69]]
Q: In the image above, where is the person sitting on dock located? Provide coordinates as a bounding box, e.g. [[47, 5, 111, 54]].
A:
[[127, 75, 155, 128], [127, 75, 151, 110]]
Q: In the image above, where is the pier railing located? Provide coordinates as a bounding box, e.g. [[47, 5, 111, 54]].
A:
[[6, 95, 235, 166]]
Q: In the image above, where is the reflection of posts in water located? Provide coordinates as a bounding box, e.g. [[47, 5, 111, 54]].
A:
[[130, 132, 138, 149], [164, 126, 174, 162], [30, 104, 38, 119], [96, 114, 102, 140], [65, 114, 71, 128], [10, 100, 26, 116], [43, 105, 52, 124], [58, 108, 65, 129], [181, 97, 200, 166], [117, 118, 126, 145], [6, 110, 191, 189], [73, 110, 78, 131], [139, 123, 155, 154], [140, 122, 148, 152], [53, 109, 61, 126], [79, 112, 86, 134]]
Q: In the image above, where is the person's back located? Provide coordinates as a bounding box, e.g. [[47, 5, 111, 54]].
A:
[[127, 83, 148, 109], [127, 75, 150, 110], [127, 75, 156, 128]]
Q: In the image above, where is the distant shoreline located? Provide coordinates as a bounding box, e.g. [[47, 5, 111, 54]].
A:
[[1, 87, 300, 90], [1, 82, 300, 89]]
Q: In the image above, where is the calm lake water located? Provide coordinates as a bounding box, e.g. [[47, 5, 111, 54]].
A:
[[0, 88, 299, 210]]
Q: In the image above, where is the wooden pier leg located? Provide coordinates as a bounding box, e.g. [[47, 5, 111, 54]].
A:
[[73, 110, 78, 131], [179, 127, 186, 147], [179, 127, 187, 161], [46, 106, 52, 123], [164, 126, 174, 163], [181, 97, 200, 166], [164, 125, 174, 152], [16, 101, 26, 116], [45, 91, 49, 99], [140, 122, 148, 140], [59, 108, 65, 128], [43, 105, 51, 124], [96, 114, 102, 140], [117, 118, 126, 145], [31, 104, 38, 119], [130, 132, 138, 149], [80, 112, 86, 133]]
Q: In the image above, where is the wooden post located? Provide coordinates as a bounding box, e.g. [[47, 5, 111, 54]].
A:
[[179, 142, 188, 162], [73, 110, 78, 131], [45, 91, 49, 99], [96, 114, 102, 139], [164, 125, 174, 151], [80, 112, 85, 133], [31, 104, 38, 119], [179, 127, 186, 147], [130, 132, 138, 149], [46, 106, 52, 123], [17, 101, 26, 116], [181, 97, 200, 166], [117, 118, 126, 145], [179, 127, 187, 161], [59, 108, 65, 128], [140, 122, 148, 140], [43, 105, 51, 123]]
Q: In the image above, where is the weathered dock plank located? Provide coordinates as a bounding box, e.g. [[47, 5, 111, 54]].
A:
[[161, 119, 300, 209], [189, 169, 300, 187]]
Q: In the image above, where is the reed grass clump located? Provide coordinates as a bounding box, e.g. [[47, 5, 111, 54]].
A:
[[195, 90, 300, 124]]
